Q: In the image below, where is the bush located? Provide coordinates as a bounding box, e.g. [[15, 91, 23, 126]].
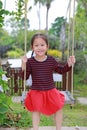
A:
[[48, 49, 62, 58], [7, 46, 24, 58], [0, 67, 12, 126], [74, 50, 87, 74]]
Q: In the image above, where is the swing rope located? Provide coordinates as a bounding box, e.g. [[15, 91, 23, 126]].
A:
[[23, 0, 28, 93], [71, 0, 76, 96], [66, 0, 72, 92], [61, 0, 76, 105], [67, 0, 76, 97]]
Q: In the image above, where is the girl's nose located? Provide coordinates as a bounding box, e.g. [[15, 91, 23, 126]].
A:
[[38, 45, 42, 49]]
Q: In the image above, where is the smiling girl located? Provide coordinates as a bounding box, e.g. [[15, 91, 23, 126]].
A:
[[21, 33, 75, 130]]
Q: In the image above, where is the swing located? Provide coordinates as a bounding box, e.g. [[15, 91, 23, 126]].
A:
[[60, 0, 76, 105], [21, 0, 76, 106]]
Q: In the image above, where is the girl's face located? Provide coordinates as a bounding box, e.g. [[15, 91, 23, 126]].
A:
[[31, 37, 49, 57]]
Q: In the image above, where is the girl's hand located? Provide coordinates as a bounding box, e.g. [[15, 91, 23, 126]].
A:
[[21, 55, 27, 70], [22, 55, 27, 63], [68, 55, 76, 67]]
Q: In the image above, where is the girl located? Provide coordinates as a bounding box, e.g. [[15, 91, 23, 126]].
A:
[[21, 33, 75, 130]]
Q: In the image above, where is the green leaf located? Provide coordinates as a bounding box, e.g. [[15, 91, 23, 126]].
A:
[[0, 103, 9, 114]]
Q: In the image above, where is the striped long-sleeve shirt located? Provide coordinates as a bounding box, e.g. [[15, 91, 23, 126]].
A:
[[22, 55, 71, 90]]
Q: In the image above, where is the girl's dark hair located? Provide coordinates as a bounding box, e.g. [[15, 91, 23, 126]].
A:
[[31, 33, 49, 46], [31, 33, 49, 57]]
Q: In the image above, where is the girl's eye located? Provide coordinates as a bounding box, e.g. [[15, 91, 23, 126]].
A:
[[41, 44, 44, 46], [34, 44, 38, 47]]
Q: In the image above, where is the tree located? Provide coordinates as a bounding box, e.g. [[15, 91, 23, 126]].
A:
[[45, 0, 54, 32], [75, 0, 87, 50], [5, 17, 20, 36], [34, 0, 44, 30], [76, 0, 87, 16], [0, 0, 10, 27], [0, 28, 13, 58], [34, 0, 54, 32], [21, 17, 30, 30], [49, 16, 66, 37]]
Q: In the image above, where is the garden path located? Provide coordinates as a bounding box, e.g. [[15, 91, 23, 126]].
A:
[[0, 126, 87, 130], [77, 97, 87, 105], [12, 96, 87, 105]]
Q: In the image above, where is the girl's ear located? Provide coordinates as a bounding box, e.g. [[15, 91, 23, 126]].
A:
[[31, 45, 33, 50]]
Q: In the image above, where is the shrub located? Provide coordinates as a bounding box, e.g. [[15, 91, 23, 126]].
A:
[[74, 50, 87, 74], [0, 67, 12, 126], [48, 49, 62, 58], [6, 46, 24, 58]]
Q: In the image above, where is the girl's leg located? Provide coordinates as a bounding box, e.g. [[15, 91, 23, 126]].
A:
[[54, 109, 63, 130], [32, 111, 40, 130]]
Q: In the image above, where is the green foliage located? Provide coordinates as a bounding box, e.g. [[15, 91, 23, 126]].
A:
[[21, 17, 30, 29], [74, 50, 87, 74], [0, 28, 13, 46], [63, 104, 87, 126], [49, 16, 66, 37], [75, 0, 87, 49], [5, 99, 87, 128], [0, 0, 10, 27], [48, 49, 62, 58], [0, 67, 12, 125], [74, 73, 87, 94], [5, 16, 30, 37], [48, 34, 60, 49], [0, 29, 14, 58], [7, 46, 24, 58], [13, 0, 25, 21], [84, 50, 87, 54], [15, 30, 38, 51]]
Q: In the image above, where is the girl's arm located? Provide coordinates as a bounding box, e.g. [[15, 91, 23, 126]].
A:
[[21, 55, 31, 80], [21, 55, 27, 71], [54, 55, 76, 74]]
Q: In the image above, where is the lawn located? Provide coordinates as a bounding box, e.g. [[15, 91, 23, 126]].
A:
[[2, 73, 87, 128], [5, 99, 87, 128]]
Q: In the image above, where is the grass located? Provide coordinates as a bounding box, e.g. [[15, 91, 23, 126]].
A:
[[3, 73, 87, 128], [74, 74, 87, 97], [63, 103, 87, 126], [6, 100, 87, 128]]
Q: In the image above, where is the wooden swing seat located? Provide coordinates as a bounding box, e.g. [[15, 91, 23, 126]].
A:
[[61, 90, 75, 104], [53, 73, 75, 105]]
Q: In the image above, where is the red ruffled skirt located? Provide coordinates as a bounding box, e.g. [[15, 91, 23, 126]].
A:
[[24, 88, 65, 116]]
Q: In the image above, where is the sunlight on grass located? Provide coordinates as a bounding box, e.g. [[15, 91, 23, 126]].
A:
[[1, 72, 87, 128], [8, 101, 87, 128], [63, 104, 87, 126]]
